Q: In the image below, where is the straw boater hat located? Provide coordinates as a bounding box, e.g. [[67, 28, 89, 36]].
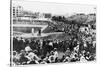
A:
[[54, 48, 57, 51]]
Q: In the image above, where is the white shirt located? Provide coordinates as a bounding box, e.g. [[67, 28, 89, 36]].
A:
[[48, 55, 55, 63], [53, 51, 58, 58], [26, 52, 40, 61], [80, 56, 87, 62], [49, 42, 53, 46], [25, 46, 32, 52]]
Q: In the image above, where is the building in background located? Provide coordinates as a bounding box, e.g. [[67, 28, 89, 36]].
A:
[[13, 6, 23, 17]]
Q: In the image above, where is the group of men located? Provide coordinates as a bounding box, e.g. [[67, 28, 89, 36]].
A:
[[12, 23, 96, 65]]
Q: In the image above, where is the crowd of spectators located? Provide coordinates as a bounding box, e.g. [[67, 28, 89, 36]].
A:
[[12, 23, 96, 65]]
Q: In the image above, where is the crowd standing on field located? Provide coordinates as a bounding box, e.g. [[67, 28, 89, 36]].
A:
[[12, 23, 96, 65]]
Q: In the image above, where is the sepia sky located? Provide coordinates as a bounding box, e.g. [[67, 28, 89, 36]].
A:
[[12, 0, 96, 15]]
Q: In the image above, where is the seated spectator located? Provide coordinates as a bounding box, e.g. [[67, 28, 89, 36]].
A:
[[25, 50, 41, 64], [25, 45, 32, 53]]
